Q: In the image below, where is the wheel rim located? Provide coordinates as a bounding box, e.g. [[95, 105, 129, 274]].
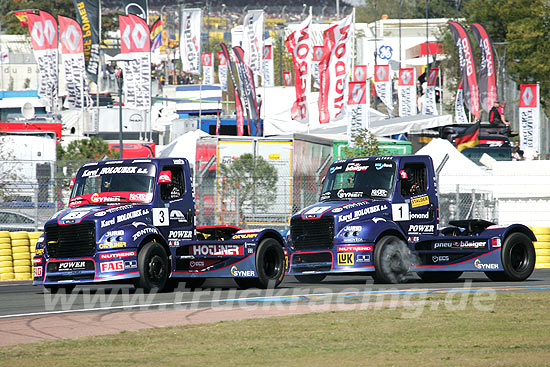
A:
[[262, 247, 282, 279], [147, 254, 166, 284], [509, 242, 528, 273]]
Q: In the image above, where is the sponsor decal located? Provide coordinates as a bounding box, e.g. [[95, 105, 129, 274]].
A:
[[192, 244, 243, 256], [337, 189, 363, 199], [433, 240, 487, 249], [410, 212, 430, 220], [337, 246, 373, 252], [356, 254, 371, 263], [173, 159, 186, 165], [408, 236, 420, 243], [98, 242, 127, 249], [337, 252, 354, 265], [129, 193, 152, 201], [474, 259, 499, 270], [338, 204, 388, 223], [345, 163, 368, 172], [329, 166, 342, 174], [58, 261, 86, 271], [90, 193, 123, 204], [408, 224, 435, 234], [116, 209, 149, 223], [61, 209, 92, 221], [168, 230, 193, 240], [169, 240, 180, 247], [411, 195, 430, 208], [100, 260, 124, 272], [491, 237, 502, 248], [106, 230, 124, 237], [131, 227, 159, 241], [342, 201, 371, 210], [99, 251, 137, 260], [124, 260, 138, 269], [230, 265, 255, 277], [370, 189, 387, 197], [304, 206, 331, 216], [82, 166, 149, 177], [375, 163, 392, 170], [33, 257, 43, 264], [189, 260, 205, 269], [432, 255, 450, 263], [232, 233, 258, 240], [170, 210, 188, 223], [344, 226, 362, 232], [331, 207, 343, 213], [34, 266, 43, 277], [35, 248, 44, 255], [321, 192, 331, 201]]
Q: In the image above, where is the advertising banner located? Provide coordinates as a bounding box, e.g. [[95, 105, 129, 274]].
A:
[[422, 67, 439, 115], [398, 67, 416, 116], [180, 8, 201, 75], [217, 51, 228, 91], [519, 84, 540, 155], [347, 81, 369, 146], [471, 23, 498, 113], [374, 64, 393, 114], [242, 10, 264, 76], [261, 44, 274, 87], [202, 52, 214, 85], [72, 0, 100, 83]]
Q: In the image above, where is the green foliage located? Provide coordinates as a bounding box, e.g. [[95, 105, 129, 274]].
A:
[[57, 137, 118, 161], [342, 129, 381, 158], [219, 153, 278, 225]]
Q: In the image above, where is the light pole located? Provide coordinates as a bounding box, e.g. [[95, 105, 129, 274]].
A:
[[398, 0, 402, 68], [426, 0, 430, 77], [115, 67, 124, 158]]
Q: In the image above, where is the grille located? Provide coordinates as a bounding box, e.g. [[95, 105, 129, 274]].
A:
[[45, 222, 96, 258], [290, 216, 335, 250]]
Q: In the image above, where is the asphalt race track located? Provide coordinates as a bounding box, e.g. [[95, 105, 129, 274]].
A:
[[2, 269, 550, 319]]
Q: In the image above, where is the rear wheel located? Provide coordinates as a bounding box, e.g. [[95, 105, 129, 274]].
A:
[[373, 235, 410, 284], [485, 232, 535, 281], [235, 238, 284, 289], [417, 271, 463, 282], [136, 242, 170, 292], [295, 274, 327, 283]]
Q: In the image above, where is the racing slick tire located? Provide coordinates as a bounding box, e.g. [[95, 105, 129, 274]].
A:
[[295, 274, 328, 283], [373, 235, 411, 284], [485, 232, 535, 281], [44, 284, 76, 294], [135, 242, 170, 292], [235, 238, 285, 289], [417, 271, 463, 282]]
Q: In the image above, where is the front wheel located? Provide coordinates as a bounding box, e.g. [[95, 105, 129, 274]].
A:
[[136, 242, 170, 292], [485, 232, 535, 281], [373, 235, 411, 284], [235, 238, 284, 289]]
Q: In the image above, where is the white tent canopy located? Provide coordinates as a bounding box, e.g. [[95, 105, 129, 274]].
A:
[[157, 129, 208, 166]]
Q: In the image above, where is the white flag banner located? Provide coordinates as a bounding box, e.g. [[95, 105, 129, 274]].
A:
[[422, 68, 439, 115], [242, 10, 264, 75], [318, 11, 355, 124], [347, 81, 369, 146], [59, 16, 93, 109], [519, 84, 540, 156], [455, 82, 469, 124], [373, 64, 393, 114], [27, 12, 58, 109], [202, 52, 214, 85], [312, 46, 324, 89], [217, 51, 228, 91], [119, 14, 151, 109], [285, 14, 312, 123], [398, 67, 416, 116], [180, 8, 201, 76], [261, 44, 274, 87]]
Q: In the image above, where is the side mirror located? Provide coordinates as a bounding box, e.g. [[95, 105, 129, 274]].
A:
[[69, 176, 76, 189], [158, 170, 172, 183]]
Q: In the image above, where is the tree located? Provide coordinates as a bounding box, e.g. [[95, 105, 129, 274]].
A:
[[342, 128, 381, 158], [219, 153, 278, 226], [0, 0, 75, 35]]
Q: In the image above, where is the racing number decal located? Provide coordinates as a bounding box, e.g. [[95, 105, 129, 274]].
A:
[[392, 203, 410, 221], [153, 208, 169, 226]]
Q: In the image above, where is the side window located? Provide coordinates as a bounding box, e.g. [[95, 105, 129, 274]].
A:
[[400, 163, 427, 197], [160, 165, 185, 201]]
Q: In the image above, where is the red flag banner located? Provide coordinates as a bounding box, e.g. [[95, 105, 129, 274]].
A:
[[374, 64, 393, 114], [519, 84, 540, 154], [398, 67, 416, 116], [27, 11, 58, 109], [220, 42, 245, 136], [422, 67, 439, 115], [353, 65, 367, 82], [285, 15, 312, 123], [470, 23, 498, 113], [233, 46, 261, 136], [448, 21, 480, 118], [58, 15, 93, 109], [347, 81, 369, 145], [312, 46, 325, 89]]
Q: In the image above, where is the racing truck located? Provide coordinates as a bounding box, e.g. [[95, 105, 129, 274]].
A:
[[286, 155, 536, 283], [33, 158, 286, 293]]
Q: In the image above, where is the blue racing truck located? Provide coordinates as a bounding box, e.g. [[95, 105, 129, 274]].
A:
[[33, 158, 286, 292], [286, 155, 536, 283]]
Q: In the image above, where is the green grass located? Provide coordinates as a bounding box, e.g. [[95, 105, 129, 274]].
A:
[[2, 292, 550, 366]]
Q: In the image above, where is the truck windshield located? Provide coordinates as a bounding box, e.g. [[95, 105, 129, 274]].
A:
[[69, 163, 156, 207], [320, 160, 396, 201]]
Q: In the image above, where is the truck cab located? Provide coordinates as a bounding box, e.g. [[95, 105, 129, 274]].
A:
[[33, 158, 286, 292], [287, 155, 536, 283]]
